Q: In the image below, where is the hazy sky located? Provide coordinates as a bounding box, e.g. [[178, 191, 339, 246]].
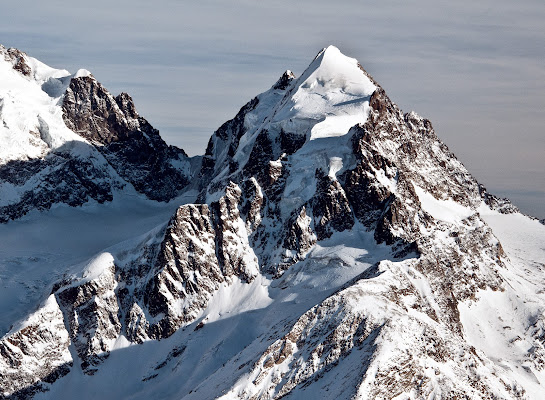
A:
[[2, 0, 544, 218]]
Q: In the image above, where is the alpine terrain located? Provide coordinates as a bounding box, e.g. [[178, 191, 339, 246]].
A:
[[1, 44, 545, 400]]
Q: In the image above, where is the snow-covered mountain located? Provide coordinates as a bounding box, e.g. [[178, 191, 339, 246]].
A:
[[0, 45, 199, 223], [1, 45, 545, 400]]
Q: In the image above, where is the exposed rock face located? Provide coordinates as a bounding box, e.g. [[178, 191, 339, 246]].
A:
[[62, 77, 139, 145], [2, 45, 545, 399], [0, 296, 72, 399], [280, 205, 316, 272], [0, 144, 120, 223], [62, 75, 192, 201], [479, 184, 520, 215], [143, 203, 220, 332], [55, 254, 121, 374], [312, 169, 354, 240], [272, 70, 295, 90], [0, 46, 32, 77], [133, 182, 260, 339]]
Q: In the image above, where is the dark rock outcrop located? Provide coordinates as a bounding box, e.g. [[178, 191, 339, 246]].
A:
[[55, 258, 121, 374], [0, 144, 118, 223], [139, 182, 260, 339], [62, 76, 192, 202], [0, 296, 72, 398], [312, 169, 354, 240], [0, 45, 32, 77]]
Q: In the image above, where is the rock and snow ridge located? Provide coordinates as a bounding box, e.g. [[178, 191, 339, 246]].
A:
[[0, 45, 197, 223], [1, 45, 545, 399]]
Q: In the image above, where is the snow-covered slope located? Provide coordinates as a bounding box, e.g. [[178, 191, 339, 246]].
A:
[[0, 46, 82, 163], [0, 45, 197, 223], [1, 45, 545, 400]]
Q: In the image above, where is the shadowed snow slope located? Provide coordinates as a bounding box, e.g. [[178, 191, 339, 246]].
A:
[[1, 45, 545, 400]]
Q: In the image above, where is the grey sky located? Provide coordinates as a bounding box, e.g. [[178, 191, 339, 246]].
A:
[[2, 0, 544, 218]]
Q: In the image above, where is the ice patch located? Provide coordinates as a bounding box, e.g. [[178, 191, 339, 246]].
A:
[[74, 68, 92, 78], [202, 275, 273, 324], [479, 202, 545, 266], [81, 252, 115, 283], [414, 185, 473, 223], [26, 55, 71, 84], [311, 113, 368, 140], [112, 334, 133, 350], [328, 156, 343, 178]]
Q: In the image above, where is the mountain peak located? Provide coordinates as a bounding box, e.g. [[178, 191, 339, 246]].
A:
[[270, 45, 376, 141], [302, 45, 375, 93], [313, 44, 342, 60], [73, 68, 92, 79], [272, 69, 295, 90], [202, 46, 381, 198]]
